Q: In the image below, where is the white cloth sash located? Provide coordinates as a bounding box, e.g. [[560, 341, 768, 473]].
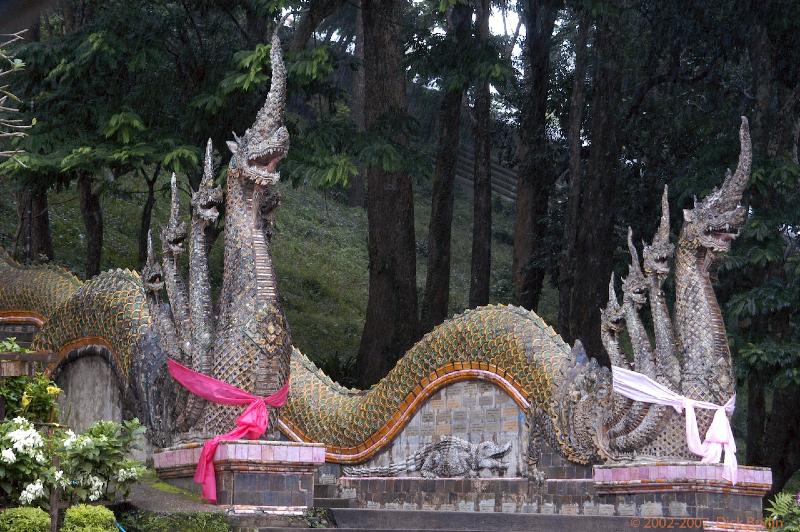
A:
[[612, 365, 737, 484]]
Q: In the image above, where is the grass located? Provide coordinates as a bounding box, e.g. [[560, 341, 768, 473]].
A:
[[0, 172, 557, 386]]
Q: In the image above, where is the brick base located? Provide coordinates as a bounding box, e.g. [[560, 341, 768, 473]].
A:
[[335, 462, 772, 528], [593, 462, 772, 525], [154, 440, 325, 510]]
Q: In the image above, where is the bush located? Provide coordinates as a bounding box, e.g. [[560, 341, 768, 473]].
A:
[[0, 506, 50, 532], [117, 510, 229, 532], [62, 504, 116, 531]]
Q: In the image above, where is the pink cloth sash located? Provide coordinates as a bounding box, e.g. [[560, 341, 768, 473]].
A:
[[611, 366, 737, 484], [167, 359, 290, 502]]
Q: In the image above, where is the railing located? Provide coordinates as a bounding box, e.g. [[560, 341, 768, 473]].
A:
[[0, 351, 57, 377]]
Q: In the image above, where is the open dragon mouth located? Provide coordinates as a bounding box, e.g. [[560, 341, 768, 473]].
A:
[[644, 252, 672, 275], [704, 223, 739, 251], [246, 146, 287, 185], [166, 236, 185, 254]]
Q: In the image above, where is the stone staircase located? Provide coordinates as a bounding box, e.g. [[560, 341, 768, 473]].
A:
[[313, 482, 356, 509], [238, 508, 704, 531]]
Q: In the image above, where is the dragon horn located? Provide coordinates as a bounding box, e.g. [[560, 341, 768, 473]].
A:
[[608, 272, 618, 303], [169, 172, 181, 223], [254, 21, 287, 132], [201, 139, 214, 188], [146, 229, 156, 266], [656, 185, 670, 243], [627, 227, 643, 277], [716, 116, 752, 210]]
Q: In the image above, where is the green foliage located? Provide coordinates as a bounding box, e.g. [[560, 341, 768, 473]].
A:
[[0, 506, 50, 532], [0, 374, 61, 423], [117, 510, 229, 532], [0, 337, 28, 353], [766, 492, 800, 531], [62, 504, 116, 532], [721, 158, 800, 387]]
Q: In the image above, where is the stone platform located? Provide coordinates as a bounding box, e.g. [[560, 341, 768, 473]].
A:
[[154, 440, 325, 511], [334, 463, 772, 530], [594, 462, 773, 530]]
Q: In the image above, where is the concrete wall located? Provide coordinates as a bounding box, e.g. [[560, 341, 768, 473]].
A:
[[55, 355, 123, 432]]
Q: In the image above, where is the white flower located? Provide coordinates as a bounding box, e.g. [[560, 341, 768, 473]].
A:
[[0, 448, 16, 464], [81, 475, 105, 502], [34, 451, 46, 464], [53, 470, 69, 489], [19, 479, 44, 505], [7, 426, 43, 456], [116, 467, 139, 483], [62, 430, 77, 448], [12, 416, 29, 426]]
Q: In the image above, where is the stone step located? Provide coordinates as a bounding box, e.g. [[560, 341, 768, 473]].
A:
[[247, 529, 472, 532], [313, 497, 356, 508], [329, 509, 705, 531], [314, 483, 339, 498]]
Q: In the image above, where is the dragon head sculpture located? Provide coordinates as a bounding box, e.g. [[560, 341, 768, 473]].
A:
[[161, 173, 188, 255], [552, 341, 614, 463], [226, 31, 290, 186], [681, 117, 752, 258], [643, 186, 674, 279], [622, 228, 648, 308], [142, 230, 165, 294], [600, 273, 624, 334], [191, 139, 223, 225]]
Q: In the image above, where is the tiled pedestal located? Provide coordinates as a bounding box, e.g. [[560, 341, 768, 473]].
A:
[[593, 462, 772, 530], [154, 440, 325, 511]]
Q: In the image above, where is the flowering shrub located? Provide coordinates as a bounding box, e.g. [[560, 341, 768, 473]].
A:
[[0, 417, 49, 504], [60, 419, 146, 502], [767, 492, 800, 531], [0, 417, 145, 507], [0, 374, 61, 423]]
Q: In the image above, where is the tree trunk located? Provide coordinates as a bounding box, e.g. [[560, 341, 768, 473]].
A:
[[78, 174, 103, 279], [347, 0, 366, 208], [510, 0, 558, 310], [745, 370, 765, 466], [763, 385, 800, 496], [13, 184, 53, 262], [557, 14, 590, 341], [290, 0, 346, 53], [559, 15, 622, 364], [468, 0, 493, 308], [356, 0, 419, 387], [420, 3, 471, 331], [137, 166, 160, 269]]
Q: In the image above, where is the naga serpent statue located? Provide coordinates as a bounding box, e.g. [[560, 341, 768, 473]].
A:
[[0, 21, 752, 476]]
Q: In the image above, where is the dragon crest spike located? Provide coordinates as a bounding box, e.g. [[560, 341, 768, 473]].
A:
[[657, 185, 670, 242], [142, 229, 165, 294], [146, 229, 155, 263], [201, 139, 214, 188], [626, 227, 643, 277], [169, 173, 180, 223], [254, 25, 287, 137], [717, 116, 752, 210], [608, 272, 617, 303]]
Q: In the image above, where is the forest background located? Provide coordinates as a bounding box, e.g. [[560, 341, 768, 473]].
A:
[[0, 0, 798, 495]]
